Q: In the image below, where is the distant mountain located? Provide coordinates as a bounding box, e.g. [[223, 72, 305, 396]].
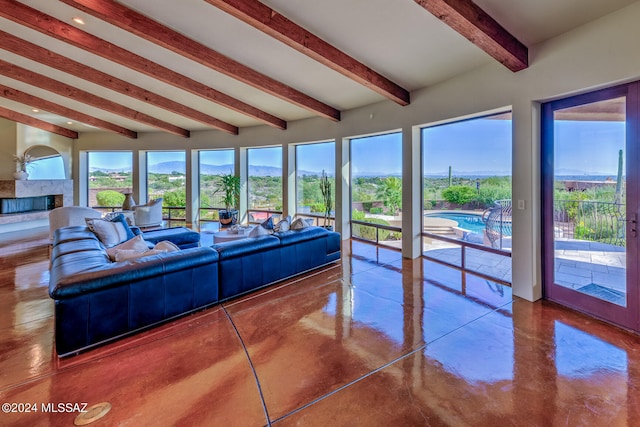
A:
[[147, 162, 318, 177], [424, 171, 511, 177], [89, 166, 131, 173], [90, 161, 335, 177], [354, 171, 402, 178], [555, 168, 615, 177]]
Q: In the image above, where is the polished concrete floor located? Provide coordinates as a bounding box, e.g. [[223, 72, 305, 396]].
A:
[[1, 228, 640, 426]]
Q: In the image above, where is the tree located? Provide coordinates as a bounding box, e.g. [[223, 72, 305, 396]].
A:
[[163, 189, 186, 207], [376, 177, 402, 216]]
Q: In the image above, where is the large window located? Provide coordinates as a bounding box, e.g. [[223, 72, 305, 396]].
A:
[[88, 151, 132, 208], [295, 141, 335, 226], [350, 132, 402, 247], [147, 151, 186, 219], [199, 149, 234, 221], [247, 146, 282, 222], [421, 112, 512, 283]]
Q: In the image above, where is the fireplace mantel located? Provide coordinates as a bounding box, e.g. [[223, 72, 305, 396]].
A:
[[0, 179, 72, 201], [0, 180, 73, 225]]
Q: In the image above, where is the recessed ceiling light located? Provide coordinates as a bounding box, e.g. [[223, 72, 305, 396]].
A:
[[32, 108, 39, 113], [67, 121, 73, 125], [72, 17, 85, 25]]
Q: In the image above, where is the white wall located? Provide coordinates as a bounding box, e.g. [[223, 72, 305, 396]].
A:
[[74, 1, 640, 301]]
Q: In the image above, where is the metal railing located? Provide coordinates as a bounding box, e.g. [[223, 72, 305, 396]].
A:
[[421, 230, 512, 286], [247, 209, 283, 224], [351, 219, 402, 247], [295, 212, 335, 228], [553, 199, 626, 246]]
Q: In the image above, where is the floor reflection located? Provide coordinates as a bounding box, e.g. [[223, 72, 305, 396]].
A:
[[2, 232, 640, 425]]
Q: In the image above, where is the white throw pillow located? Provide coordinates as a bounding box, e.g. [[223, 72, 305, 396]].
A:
[[87, 218, 129, 248], [274, 215, 291, 232], [290, 217, 310, 230], [153, 240, 180, 252], [248, 225, 270, 237], [114, 249, 165, 262], [106, 235, 149, 261]]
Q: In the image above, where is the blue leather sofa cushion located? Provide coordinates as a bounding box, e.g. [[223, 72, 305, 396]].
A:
[[212, 235, 280, 259], [142, 227, 200, 249], [274, 227, 329, 245], [213, 236, 281, 299], [50, 247, 218, 299], [51, 238, 107, 260], [53, 226, 96, 244]]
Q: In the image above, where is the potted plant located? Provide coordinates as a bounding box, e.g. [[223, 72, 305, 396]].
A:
[[217, 173, 240, 227], [319, 170, 333, 230], [13, 153, 33, 180]]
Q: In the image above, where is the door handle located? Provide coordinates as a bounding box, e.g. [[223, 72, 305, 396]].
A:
[[629, 214, 637, 238]]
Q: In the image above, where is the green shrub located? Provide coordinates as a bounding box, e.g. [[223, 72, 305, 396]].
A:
[[351, 211, 392, 241], [475, 187, 512, 208], [96, 190, 125, 207], [370, 207, 384, 214], [442, 185, 476, 205]]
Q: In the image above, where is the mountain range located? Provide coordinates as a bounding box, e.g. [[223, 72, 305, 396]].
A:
[[91, 162, 518, 178], [91, 162, 319, 177]]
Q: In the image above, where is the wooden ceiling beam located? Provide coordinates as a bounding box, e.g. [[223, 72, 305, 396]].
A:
[[0, 106, 78, 139], [0, 31, 237, 135], [61, 0, 340, 121], [0, 60, 189, 138], [204, 0, 410, 106], [0, 0, 286, 130], [414, 0, 528, 72], [0, 84, 137, 139]]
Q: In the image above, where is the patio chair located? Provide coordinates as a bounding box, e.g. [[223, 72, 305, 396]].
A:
[[483, 199, 513, 249], [133, 198, 163, 228]]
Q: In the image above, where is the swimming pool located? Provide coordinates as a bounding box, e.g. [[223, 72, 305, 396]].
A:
[[424, 212, 485, 234]]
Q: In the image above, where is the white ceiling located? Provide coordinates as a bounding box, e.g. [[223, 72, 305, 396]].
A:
[[0, 0, 637, 136]]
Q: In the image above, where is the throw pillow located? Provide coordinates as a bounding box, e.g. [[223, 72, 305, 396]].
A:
[[86, 218, 129, 248], [153, 240, 180, 252], [103, 211, 135, 227], [274, 215, 291, 232], [109, 213, 135, 240], [260, 216, 274, 231], [248, 225, 270, 237], [290, 217, 310, 230], [106, 235, 149, 261], [114, 249, 166, 262]]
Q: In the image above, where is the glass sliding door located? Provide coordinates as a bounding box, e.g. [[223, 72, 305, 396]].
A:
[[543, 83, 640, 331]]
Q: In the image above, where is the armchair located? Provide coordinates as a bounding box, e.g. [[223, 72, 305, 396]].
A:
[[133, 198, 163, 228], [49, 206, 102, 240]]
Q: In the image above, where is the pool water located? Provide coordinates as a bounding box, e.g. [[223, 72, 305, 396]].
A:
[[424, 212, 485, 234]]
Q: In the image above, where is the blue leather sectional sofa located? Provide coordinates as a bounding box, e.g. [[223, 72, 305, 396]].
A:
[[49, 226, 341, 356]]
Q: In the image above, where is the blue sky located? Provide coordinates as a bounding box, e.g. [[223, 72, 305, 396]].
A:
[[83, 117, 624, 177], [351, 133, 402, 176], [296, 142, 335, 173], [423, 118, 512, 175], [555, 121, 625, 175]]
